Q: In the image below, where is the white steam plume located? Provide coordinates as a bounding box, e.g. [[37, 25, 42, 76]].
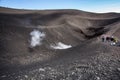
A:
[[30, 29, 45, 47], [51, 42, 72, 49]]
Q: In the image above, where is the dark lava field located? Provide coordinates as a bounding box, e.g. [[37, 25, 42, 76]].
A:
[[0, 7, 120, 80]]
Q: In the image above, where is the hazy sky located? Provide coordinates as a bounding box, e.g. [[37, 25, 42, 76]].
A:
[[0, 0, 120, 13]]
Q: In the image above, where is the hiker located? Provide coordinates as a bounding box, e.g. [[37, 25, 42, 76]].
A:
[[113, 37, 118, 43], [110, 36, 119, 46], [106, 36, 111, 41], [101, 35, 106, 42], [110, 37, 118, 42], [101, 36, 105, 42]]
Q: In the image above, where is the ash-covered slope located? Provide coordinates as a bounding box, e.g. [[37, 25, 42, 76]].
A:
[[0, 7, 120, 80]]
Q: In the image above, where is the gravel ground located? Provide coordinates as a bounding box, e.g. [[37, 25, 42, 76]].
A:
[[1, 45, 120, 80]]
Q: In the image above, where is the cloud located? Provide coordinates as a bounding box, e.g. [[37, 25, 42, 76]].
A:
[[95, 7, 120, 13], [30, 29, 45, 47], [93, 3, 120, 13]]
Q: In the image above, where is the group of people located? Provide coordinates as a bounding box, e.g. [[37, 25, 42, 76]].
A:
[[101, 35, 120, 46]]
